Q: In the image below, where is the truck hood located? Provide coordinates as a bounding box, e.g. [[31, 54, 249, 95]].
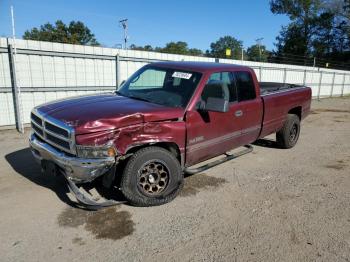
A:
[[37, 93, 184, 134]]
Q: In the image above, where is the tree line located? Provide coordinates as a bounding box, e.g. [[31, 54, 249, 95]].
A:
[[22, 0, 350, 69], [129, 37, 270, 63]]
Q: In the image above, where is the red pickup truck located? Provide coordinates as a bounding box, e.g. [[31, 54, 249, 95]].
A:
[[29, 62, 311, 208]]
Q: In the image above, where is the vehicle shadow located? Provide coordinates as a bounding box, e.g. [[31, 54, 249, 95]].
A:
[[5, 147, 126, 209], [253, 138, 280, 149], [5, 147, 77, 207]]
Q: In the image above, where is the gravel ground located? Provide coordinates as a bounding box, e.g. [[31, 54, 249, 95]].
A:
[[0, 97, 349, 262]]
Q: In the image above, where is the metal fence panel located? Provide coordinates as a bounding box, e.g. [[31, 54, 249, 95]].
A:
[[0, 92, 15, 125], [285, 70, 304, 85], [332, 73, 344, 97], [343, 75, 350, 96], [320, 72, 333, 97], [1, 37, 350, 128]]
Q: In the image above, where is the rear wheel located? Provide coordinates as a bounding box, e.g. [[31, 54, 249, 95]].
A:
[[276, 114, 300, 149], [120, 146, 183, 206]]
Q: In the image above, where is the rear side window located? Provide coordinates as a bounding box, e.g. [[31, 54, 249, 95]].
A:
[[234, 71, 256, 101], [207, 72, 237, 102]]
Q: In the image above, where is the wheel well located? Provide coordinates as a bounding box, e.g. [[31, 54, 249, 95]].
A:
[[288, 106, 302, 120], [113, 142, 182, 188], [126, 142, 181, 163]]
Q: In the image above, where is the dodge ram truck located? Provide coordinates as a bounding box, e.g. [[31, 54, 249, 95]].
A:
[[29, 61, 311, 207]]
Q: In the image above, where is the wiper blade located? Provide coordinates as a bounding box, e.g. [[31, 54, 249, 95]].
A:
[[127, 95, 151, 103], [116, 91, 151, 103]]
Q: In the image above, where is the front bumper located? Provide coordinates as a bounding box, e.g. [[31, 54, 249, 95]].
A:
[[29, 133, 115, 183]]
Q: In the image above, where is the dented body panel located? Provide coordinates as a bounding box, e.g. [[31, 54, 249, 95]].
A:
[[75, 121, 186, 157], [38, 93, 185, 135]]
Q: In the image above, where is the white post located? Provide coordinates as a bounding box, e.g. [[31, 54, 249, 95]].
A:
[[116, 54, 120, 88], [303, 70, 307, 85], [10, 6, 24, 133], [259, 66, 262, 82], [341, 74, 346, 97], [283, 68, 287, 84], [330, 72, 336, 97], [317, 72, 323, 100]]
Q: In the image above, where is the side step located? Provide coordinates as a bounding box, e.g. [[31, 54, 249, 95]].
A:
[[184, 145, 253, 175]]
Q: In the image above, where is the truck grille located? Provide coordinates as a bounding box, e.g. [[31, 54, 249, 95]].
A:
[[30, 111, 76, 154]]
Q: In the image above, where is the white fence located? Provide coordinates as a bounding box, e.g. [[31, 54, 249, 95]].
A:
[[1, 37, 350, 128]]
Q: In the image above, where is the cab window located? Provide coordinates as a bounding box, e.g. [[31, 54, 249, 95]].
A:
[[234, 71, 256, 101]]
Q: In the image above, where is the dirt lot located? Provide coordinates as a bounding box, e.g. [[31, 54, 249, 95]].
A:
[[0, 97, 349, 262]]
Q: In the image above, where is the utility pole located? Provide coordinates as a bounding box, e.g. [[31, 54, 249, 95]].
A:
[[241, 48, 244, 61], [119, 19, 128, 49], [10, 5, 24, 133], [255, 37, 264, 61]]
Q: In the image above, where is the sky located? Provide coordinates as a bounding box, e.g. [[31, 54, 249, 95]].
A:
[[0, 0, 290, 51]]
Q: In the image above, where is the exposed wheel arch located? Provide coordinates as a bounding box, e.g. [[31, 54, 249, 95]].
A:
[[288, 106, 302, 120], [125, 142, 182, 167]]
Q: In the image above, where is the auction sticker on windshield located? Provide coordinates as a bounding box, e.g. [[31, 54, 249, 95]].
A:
[[172, 72, 192, 79]]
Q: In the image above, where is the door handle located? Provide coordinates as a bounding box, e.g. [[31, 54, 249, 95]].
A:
[[235, 110, 243, 117]]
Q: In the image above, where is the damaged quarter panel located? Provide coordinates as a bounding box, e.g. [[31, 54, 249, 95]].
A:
[[69, 95, 187, 159], [116, 120, 186, 156], [75, 120, 186, 158]]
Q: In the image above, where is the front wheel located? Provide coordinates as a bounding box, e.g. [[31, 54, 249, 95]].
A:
[[276, 114, 301, 149], [120, 146, 183, 206]]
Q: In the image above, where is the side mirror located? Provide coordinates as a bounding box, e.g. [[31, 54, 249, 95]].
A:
[[204, 97, 229, 113]]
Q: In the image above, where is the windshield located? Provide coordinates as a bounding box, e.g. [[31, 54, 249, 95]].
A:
[[117, 66, 202, 108]]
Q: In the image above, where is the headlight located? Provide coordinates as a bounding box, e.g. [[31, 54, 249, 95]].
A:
[[76, 145, 116, 159]]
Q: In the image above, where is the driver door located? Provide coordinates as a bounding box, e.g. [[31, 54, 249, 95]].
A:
[[185, 71, 242, 166]]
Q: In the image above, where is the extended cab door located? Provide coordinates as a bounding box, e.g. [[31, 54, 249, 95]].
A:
[[232, 71, 263, 145], [185, 71, 242, 166]]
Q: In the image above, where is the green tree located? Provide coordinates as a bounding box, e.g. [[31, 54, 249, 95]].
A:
[[271, 0, 350, 68], [327, 0, 350, 52], [130, 41, 203, 56], [274, 23, 308, 56], [130, 44, 154, 51], [246, 44, 270, 62], [207, 36, 243, 59], [312, 12, 336, 56], [23, 20, 99, 46], [160, 41, 190, 55], [270, 0, 323, 56], [188, 48, 203, 56]]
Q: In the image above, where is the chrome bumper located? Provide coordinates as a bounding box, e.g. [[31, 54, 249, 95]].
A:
[[29, 133, 115, 183]]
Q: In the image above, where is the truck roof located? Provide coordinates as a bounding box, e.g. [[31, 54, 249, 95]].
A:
[[150, 61, 251, 73]]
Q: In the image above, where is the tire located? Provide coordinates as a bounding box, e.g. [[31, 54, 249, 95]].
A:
[[276, 114, 300, 149], [120, 146, 183, 207]]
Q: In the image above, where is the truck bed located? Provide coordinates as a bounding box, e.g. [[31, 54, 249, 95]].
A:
[[260, 82, 304, 96], [258, 83, 312, 139]]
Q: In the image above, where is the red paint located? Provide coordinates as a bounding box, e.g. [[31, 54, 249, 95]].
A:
[[38, 94, 184, 134], [38, 62, 311, 167]]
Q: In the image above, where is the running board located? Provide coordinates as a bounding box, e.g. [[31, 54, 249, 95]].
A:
[[184, 145, 253, 175], [61, 171, 126, 210]]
